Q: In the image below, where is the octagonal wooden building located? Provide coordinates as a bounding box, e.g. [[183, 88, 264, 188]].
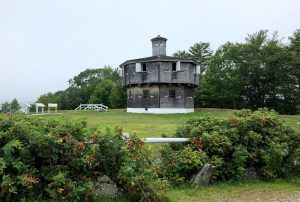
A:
[[120, 35, 200, 114]]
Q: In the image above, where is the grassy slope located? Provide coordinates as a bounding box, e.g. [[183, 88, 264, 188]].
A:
[[2, 108, 298, 137], [57, 108, 299, 137]]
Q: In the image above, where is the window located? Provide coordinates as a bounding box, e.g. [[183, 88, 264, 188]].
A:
[[142, 63, 147, 72], [169, 90, 175, 98], [143, 90, 149, 98], [172, 62, 176, 71], [122, 66, 125, 75], [196, 65, 201, 74], [136, 63, 142, 72]]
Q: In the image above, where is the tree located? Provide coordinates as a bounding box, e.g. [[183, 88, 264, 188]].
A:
[[173, 50, 191, 60], [89, 79, 115, 107], [59, 87, 86, 110], [10, 98, 21, 113], [69, 66, 121, 87], [36, 92, 62, 109], [198, 29, 300, 113], [189, 42, 213, 74], [174, 42, 213, 75], [286, 29, 300, 113], [35, 66, 126, 110], [110, 84, 126, 109], [1, 102, 10, 113], [200, 43, 241, 108], [67, 66, 123, 108]]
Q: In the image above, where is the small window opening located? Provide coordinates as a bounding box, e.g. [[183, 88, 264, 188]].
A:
[[169, 90, 175, 98], [143, 90, 149, 98], [142, 63, 147, 72], [172, 62, 176, 71]]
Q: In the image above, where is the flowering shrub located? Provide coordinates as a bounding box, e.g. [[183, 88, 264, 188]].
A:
[[0, 117, 165, 201], [164, 108, 300, 182], [159, 145, 207, 185]]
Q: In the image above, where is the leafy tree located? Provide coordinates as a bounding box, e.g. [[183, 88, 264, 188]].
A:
[[200, 43, 241, 108], [36, 91, 63, 109], [10, 98, 21, 113], [59, 87, 86, 110], [287, 29, 300, 113], [289, 29, 300, 54], [173, 42, 214, 107], [173, 42, 213, 74], [110, 84, 126, 109], [67, 66, 123, 108], [89, 79, 115, 107], [289, 29, 300, 87], [197, 29, 299, 113], [69, 66, 121, 88], [236, 30, 299, 113], [173, 50, 191, 60], [1, 101, 10, 113], [35, 66, 126, 110], [189, 42, 213, 74]]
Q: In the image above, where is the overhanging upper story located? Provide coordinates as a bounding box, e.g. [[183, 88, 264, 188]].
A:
[[119, 35, 200, 87], [119, 55, 200, 87]]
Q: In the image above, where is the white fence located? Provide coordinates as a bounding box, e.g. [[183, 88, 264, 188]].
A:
[[123, 133, 190, 144], [143, 137, 190, 143], [75, 104, 108, 112]]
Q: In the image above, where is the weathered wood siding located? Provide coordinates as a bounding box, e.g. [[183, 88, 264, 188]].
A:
[[122, 61, 199, 86], [126, 84, 194, 109]]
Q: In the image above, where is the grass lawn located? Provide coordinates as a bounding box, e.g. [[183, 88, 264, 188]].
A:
[[167, 179, 300, 202], [1, 108, 300, 201], [24, 108, 300, 138]]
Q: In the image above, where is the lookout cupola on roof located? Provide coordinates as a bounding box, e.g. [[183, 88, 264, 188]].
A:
[[151, 35, 167, 56]]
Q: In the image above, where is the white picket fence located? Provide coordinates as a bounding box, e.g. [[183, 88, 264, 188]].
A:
[[75, 104, 108, 112]]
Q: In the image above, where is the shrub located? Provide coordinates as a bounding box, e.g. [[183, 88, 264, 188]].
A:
[[159, 145, 207, 185], [163, 108, 300, 183], [0, 117, 166, 201]]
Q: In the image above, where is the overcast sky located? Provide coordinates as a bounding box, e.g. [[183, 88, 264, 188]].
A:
[[0, 0, 299, 104]]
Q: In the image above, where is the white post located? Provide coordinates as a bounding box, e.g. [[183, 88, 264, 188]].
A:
[[144, 138, 190, 143]]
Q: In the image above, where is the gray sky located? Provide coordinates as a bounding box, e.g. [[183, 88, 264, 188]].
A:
[[0, 0, 299, 104]]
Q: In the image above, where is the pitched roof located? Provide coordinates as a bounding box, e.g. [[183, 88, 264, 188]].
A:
[[151, 35, 167, 42], [119, 55, 198, 67]]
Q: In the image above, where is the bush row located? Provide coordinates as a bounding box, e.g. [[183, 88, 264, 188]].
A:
[[160, 108, 300, 184], [0, 117, 166, 201]]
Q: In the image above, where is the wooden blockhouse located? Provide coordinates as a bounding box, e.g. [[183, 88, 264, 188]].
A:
[[120, 35, 200, 114]]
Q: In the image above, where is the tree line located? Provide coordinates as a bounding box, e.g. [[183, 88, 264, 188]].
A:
[[175, 29, 300, 114], [36, 29, 300, 114], [0, 98, 21, 113], [36, 66, 126, 110]]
